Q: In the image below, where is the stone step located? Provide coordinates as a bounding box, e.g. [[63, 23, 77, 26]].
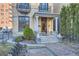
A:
[[26, 44, 46, 49], [37, 35, 59, 43]]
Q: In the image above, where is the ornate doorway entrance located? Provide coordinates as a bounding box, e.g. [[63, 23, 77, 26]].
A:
[[41, 17, 47, 33]]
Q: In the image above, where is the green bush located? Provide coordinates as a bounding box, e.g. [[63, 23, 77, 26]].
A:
[[15, 36, 23, 42], [23, 27, 35, 40]]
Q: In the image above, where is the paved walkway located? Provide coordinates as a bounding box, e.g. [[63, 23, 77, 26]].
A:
[[26, 47, 55, 56], [46, 43, 76, 56], [24, 43, 77, 56]]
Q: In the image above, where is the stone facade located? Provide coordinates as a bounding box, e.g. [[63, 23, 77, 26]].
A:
[[12, 3, 66, 37]]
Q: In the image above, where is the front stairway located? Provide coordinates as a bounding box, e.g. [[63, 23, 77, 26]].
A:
[[36, 32, 59, 43]]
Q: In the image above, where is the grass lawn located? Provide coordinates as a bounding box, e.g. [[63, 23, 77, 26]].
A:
[[0, 43, 13, 56]]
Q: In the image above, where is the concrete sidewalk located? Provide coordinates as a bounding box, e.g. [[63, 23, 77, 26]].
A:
[[46, 43, 76, 56], [25, 43, 77, 56]]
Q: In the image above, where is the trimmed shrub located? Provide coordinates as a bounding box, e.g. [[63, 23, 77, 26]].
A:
[[23, 27, 35, 40], [15, 36, 23, 42]]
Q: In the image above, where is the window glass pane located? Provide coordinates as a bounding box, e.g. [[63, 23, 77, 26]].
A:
[[18, 16, 29, 32], [17, 3, 30, 9], [1, 13, 4, 15], [39, 3, 48, 11], [0, 9, 4, 11]]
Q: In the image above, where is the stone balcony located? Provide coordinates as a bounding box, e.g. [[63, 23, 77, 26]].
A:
[[16, 4, 31, 14]]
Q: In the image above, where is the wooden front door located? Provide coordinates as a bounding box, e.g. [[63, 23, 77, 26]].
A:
[[41, 17, 47, 33]]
